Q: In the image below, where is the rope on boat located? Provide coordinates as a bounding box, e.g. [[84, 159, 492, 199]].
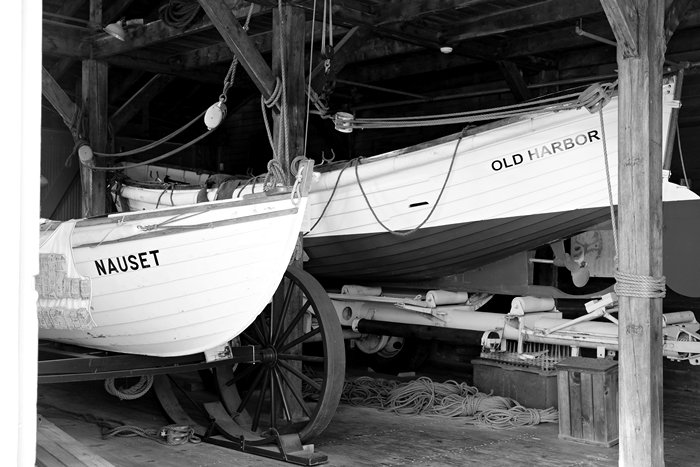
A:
[[331, 83, 617, 131], [597, 103, 667, 299], [355, 137, 463, 237], [104, 376, 154, 400], [305, 375, 558, 429]]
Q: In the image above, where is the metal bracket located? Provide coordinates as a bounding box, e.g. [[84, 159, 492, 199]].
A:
[[203, 402, 328, 465]]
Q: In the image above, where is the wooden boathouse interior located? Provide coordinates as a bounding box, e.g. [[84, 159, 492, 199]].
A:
[[7, 0, 700, 466]]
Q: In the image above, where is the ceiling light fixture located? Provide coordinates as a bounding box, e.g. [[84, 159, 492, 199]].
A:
[[440, 46, 453, 54], [104, 20, 126, 41], [103, 18, 144, 41]]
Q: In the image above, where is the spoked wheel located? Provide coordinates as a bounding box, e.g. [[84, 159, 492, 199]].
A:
[[215, 266, 345, 443]]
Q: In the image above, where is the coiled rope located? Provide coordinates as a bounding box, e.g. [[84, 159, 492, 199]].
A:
[[596, 99, 666, 299], [158, 0, 203, 29], [104, 376, 154, 400], [307, 376, 558, 429]]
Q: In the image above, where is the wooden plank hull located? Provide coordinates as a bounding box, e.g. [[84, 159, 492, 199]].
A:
[[38, 193, 308, 357], [301, 206, 611, 283]]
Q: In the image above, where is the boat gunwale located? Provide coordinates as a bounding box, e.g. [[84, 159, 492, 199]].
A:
[[75, 206, 300, 248], [43, 158, 317, 232]]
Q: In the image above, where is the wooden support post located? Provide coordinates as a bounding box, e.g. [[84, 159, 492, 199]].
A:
[[81, 59, 109, 217], [80, 1, 110, 217], [273, 3, 307, 419], [601, 0, 665, 465]]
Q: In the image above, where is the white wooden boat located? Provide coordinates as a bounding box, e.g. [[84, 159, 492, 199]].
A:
[[110, 77, 700, 294], [37, 160, 314, 357]]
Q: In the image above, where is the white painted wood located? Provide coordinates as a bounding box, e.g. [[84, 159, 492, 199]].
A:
[[38, 193, 309, 357], [114, 79, 697, 241]]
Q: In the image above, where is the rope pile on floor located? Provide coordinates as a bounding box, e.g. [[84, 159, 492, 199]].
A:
[[314, 375, 558, 429]]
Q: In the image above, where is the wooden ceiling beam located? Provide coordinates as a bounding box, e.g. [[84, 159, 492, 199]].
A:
[[90, 16, 216, 59], [42, 21, 92, 59], [50, 1, 139, 84], [110, 74, 177, 133], [504, 7, 700, 60], [241, 0, 502, 62], [372, 0, 492, 27], [170, 21, 344, 70], [197, 0, 276, 98], [502, 20, 615, 59], [445, 0, 604, 42], [89, 3, 268, 60]]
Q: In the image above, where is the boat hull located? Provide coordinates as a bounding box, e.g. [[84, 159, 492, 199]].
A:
[[38, 192, 308, 357], [111, 78, 700, 294], [302, 206, 611, 283]]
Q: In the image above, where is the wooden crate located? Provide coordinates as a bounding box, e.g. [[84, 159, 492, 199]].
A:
[[472, 358, 558, 409], [556, 357, 619, 447]]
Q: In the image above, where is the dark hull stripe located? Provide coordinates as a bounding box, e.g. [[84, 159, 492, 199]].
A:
[[303, 207, 612, 282]]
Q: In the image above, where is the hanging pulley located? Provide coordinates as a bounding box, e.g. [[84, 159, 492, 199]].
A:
[[204, 101, 227, 130]]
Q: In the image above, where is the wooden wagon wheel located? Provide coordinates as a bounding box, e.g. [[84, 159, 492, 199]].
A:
[[214, 265, 345, 443]]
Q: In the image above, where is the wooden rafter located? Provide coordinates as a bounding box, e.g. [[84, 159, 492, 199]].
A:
[[372, 0, 492, 27], [41, 68, 78, 125], [170, 21, 343, 70], [197, 0, 276, 98], [42, 21, 92, 59], [445, 0, 604, 42]]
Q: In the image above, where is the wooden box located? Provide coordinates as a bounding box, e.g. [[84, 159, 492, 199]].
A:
[[556, 357, 619, 447], [472, 358, 558, 410]]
